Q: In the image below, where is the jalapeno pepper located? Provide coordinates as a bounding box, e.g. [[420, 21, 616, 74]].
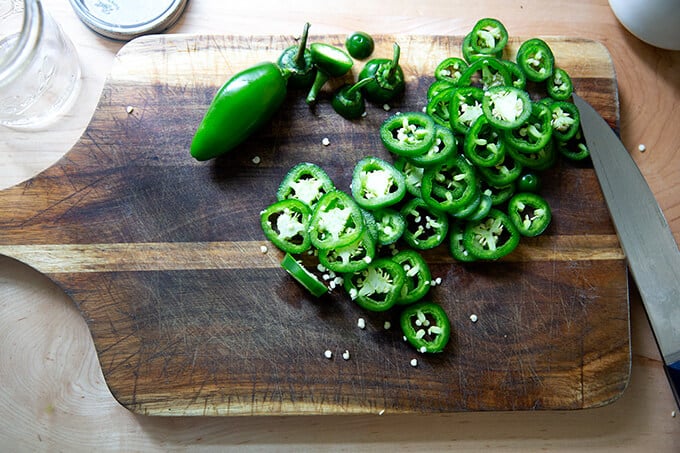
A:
[[345, 31, 375, 59], [502, 60, 527, 90], [420, 154, 480, 214], [308, 190, 365, 250], [464, 114, 506, 168], [480, 180, 516, 206], [331, 76, 374, 120], [426, 86, 455, 127], [277, 162, 335, 208], [400, 301, 451, 353], [481, 85, 532, 131], [476, 152, 523, 187], [434, 57, 469, 85], [459, 192, 493, 222], [516, 172, 541, 193], [393, 158, 425, 198], [392, 250, 432, 306], [260, 199, 312, 254], [449, 220, 478, 263], [400, 197, 449, 250], [318, 228, 376, 273], [463, 208, 520, 260], [281, 253, 328, 297], [546, 67, 573, 101], [190, 61, 289, 161], [372, 208, 406, 246], [344, 257, 406, 312], [462, 32, 499, 63], [549, 100, 580, 142], [458, 57, 511, 90], [407, 124, 457, 168], [516, 38, 554, 83], [306, 43, 354, 105], [358, 42, 406, 104], [506, 139, 558, 171], [448, 86, 484, 136], [380, 112, 437, 157], [507, 192, 552, 237], [502, 101, 553, 153], [350, 156, 407, 210], [427, 79, 455, 101], [556, 130, 590, 161], [469, 18, 509, 57], [278, 22, 315, 89]]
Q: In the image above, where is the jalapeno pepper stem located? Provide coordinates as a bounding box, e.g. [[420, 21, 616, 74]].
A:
[[345, 76, 375, 98], [294, 22, 311, 69], [386, 43, 401, 80], [306, 71, 330, 104]]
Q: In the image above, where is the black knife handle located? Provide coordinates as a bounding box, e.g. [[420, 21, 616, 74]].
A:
[[664, 361, 680, 409]]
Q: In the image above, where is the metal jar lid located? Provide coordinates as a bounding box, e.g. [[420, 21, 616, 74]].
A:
[[69, 0, 188, 41]]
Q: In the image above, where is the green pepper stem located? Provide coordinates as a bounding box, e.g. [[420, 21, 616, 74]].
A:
[[306, 70, 330, 104], [386, 42, 401, 80], [294, 22, 311, 69], [345, 76, 375, 97]]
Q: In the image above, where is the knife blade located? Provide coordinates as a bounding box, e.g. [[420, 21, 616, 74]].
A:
[[573, 94, 680, 408]]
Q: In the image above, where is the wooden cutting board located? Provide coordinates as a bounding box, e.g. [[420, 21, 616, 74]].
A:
[[0, 34, 628, 415]]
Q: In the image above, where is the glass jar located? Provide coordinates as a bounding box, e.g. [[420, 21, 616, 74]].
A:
[[0, 0, 82, 129]]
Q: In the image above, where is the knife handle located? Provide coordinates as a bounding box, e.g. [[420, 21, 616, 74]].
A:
[[664, 361, 680, 409]]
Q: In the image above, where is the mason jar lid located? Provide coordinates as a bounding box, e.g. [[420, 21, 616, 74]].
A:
[[69, 0, 188, 41]]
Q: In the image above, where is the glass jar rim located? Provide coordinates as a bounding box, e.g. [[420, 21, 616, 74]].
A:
[[0, 0, 43, 86]]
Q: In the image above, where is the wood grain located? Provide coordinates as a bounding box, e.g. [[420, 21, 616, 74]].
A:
[[0, 34, 628, 415]]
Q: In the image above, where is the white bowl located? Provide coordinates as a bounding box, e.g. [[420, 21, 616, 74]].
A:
[[609, 0, 680, 50]]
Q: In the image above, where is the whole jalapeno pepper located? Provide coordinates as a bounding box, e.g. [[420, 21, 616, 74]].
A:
[[278, 22, 316, 89], [358, 42, 406, 104], [190, 61, 289, 161], [306, 43, 354, 105], [400, 301, 451, 353]]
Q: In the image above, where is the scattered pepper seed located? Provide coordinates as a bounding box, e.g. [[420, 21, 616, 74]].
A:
[[470, 314, 478, 323], [324, 349, 333, 359], [126, 106, 134, 114], [342, 350, 350, 360], [378, 409, 385, 415], [252, 155, 261, 164], [382, 104, 391, 111], [260, 245, 268, 254], [322, 137, 330, 146], [357, 317, 366, 329], [638, 143, 646, 152], [410, 358, 418, 367], [383, 321, 391, 330]]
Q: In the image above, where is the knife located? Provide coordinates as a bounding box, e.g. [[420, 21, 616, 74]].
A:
[[573, 94, 680, 408]]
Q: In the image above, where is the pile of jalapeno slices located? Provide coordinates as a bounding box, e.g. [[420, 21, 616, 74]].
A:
[[376, 17, 590, 263], [260, 159, 452, 354]]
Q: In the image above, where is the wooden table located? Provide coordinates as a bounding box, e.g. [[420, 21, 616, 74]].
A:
[[1, 0, 678, 450]]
